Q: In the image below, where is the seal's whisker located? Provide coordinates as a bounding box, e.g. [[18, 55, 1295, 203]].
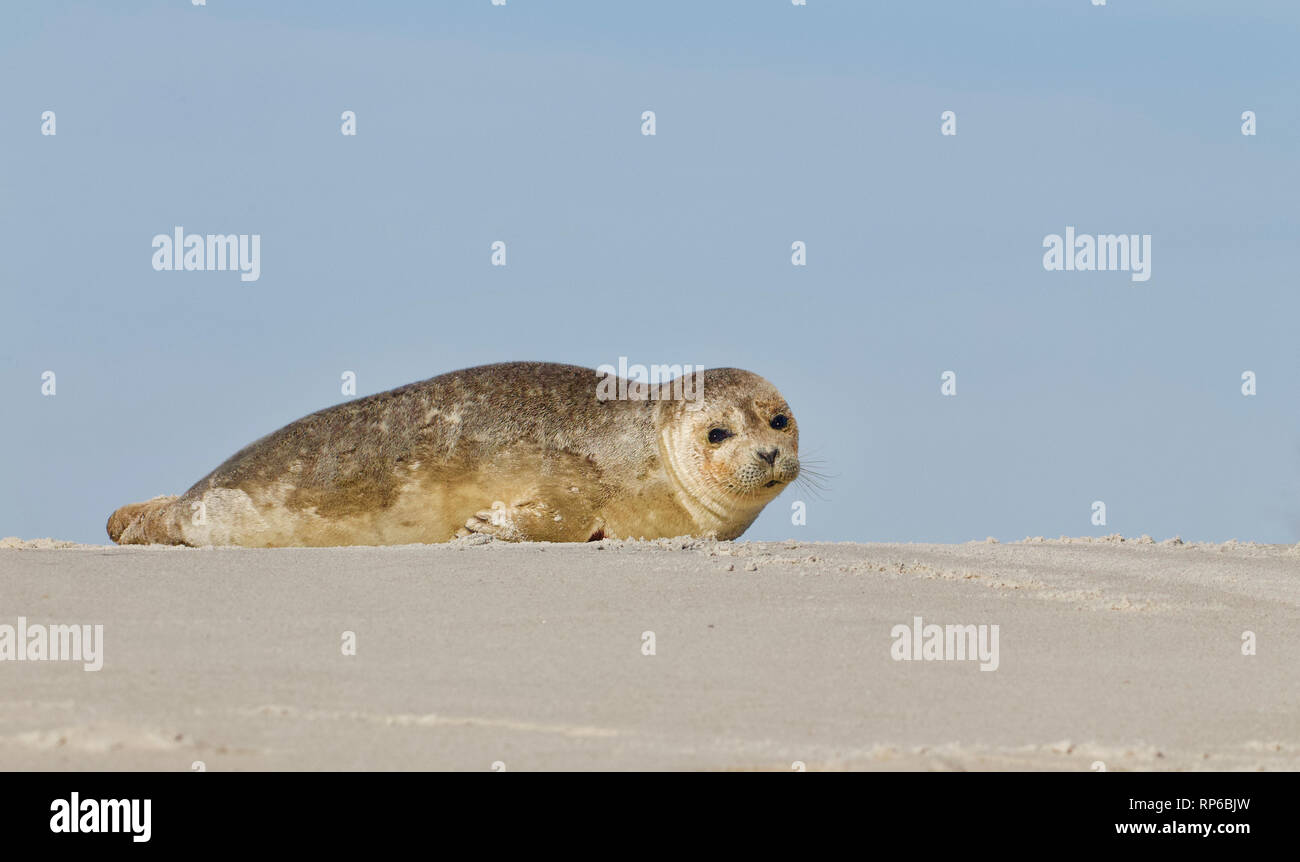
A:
[[794, 474, 830, 502], [792, 457, 832, 501], [795, 463, 832, 486]]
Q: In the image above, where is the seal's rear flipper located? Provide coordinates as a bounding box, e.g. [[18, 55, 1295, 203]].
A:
[[106, 495, 183, 545]]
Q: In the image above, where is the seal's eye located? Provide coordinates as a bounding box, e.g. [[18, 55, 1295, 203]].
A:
[[770, 414, 789, 430], [707, 428, 733, 444]]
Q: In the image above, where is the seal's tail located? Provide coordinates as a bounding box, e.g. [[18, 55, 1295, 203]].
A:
[[107, 495, 182, 545]]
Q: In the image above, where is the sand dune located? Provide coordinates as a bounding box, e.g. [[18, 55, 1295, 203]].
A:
[[1, 536, 1297, 770]]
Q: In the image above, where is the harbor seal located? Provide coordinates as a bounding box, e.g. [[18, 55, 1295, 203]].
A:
[[107, 362, 801, 547]]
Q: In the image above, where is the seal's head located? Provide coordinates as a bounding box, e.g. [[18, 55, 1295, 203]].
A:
[[656, 368, 800, 527]]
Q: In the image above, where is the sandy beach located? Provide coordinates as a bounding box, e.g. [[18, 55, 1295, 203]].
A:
[[1, 536, 1297, 771]]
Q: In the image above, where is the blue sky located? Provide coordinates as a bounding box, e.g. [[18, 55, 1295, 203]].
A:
[[1, 1, 1297, 544]]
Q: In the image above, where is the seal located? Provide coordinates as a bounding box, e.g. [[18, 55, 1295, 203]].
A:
[[107, 362, 801, 547]]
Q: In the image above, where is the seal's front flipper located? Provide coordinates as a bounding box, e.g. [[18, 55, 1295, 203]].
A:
[[456, 499, 596, 543]]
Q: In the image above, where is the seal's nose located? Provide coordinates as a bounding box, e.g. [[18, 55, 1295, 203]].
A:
[[757, 447, 778, 465]]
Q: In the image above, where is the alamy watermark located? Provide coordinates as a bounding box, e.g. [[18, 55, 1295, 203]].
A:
[[1042, 226, 1151, 282], [0, 617, 104, 671], [151, 226, 261, 282], [595, 357, 705, 402], [890, 616, 999, 671], [50, 793, 150, 843]]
